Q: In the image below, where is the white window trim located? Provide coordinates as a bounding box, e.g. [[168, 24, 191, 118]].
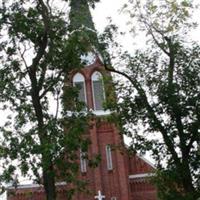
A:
[[106, 145, 113, 170], [73, 73, 87, 104], [91, 71, 106, 111]]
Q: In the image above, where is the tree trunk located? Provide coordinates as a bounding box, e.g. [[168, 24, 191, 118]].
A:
[[43, 161, 57, 200], [178, 160, 196, 198], [30, 83, 57, 200]]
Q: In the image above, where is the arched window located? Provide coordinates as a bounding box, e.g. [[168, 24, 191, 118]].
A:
[[91, 71, 105, 111], [73, 73, 87, 104]]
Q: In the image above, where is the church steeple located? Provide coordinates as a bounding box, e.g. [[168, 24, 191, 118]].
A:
[[69, 0, 96, 32], [68, 0, 100, 65]]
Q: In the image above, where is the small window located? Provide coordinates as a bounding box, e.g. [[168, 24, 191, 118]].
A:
[[91, 71, 105, 111], [80, 150, 87, 173], [106, 145, 113, 170], [73, 73, 87, 105], [111, 197, 117, 200]]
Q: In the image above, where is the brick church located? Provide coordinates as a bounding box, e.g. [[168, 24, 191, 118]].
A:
[[7, 59, 157, 200], [7, 0, 157, 200]]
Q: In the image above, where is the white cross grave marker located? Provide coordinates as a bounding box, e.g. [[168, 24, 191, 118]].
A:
[[94, 190, 105, 200]]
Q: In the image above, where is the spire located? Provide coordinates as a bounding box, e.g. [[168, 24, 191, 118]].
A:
[[68, 0, 101, 66], [69, 0, 96, 32]]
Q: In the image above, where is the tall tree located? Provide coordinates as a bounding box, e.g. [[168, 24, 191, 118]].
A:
[[0, 0, 99, 199], [101, 0, 200, 199]]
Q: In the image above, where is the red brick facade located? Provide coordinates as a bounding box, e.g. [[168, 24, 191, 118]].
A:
[[7, 59, 157, 200]]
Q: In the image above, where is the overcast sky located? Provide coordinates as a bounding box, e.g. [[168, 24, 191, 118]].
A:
[[92, 0, 200, 47], [1, 0, 200, 199]]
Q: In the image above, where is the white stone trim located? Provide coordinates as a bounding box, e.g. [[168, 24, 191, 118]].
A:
[[137, 154, 156, 169], [66, 110, 111, 117], [122, 146, 156, 169], [129, 173, 154, 179], [93, 110, 111, 116], [7, 182, 66, 190], [7, 184, 41, 190]]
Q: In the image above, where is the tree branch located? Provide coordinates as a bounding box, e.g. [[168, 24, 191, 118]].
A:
[[28, 0, 50, 130], [29, 0, 49, 74], [165, 38, 187, 158], [38, 64, 47, 91], [39, 70, 64, 99], [104, 63, 180, 164], [165, 37, 175, 88], [187, 104, 200, 152], [137, 9, 170, 56], [147, 24, 170, 56]]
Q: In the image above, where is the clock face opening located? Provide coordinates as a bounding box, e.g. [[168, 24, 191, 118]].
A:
[[81, 52, 96, 66]]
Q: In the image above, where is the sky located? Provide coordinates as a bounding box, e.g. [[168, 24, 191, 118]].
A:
[[1, 0, 200, 199], [92, 0, 125, 32], [92, 0, 200, 47], [92, 0, 141, 52]]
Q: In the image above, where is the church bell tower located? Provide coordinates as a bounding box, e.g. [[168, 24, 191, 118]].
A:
[[67, 1, 131, 199], [71, 60, 131, 200]]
